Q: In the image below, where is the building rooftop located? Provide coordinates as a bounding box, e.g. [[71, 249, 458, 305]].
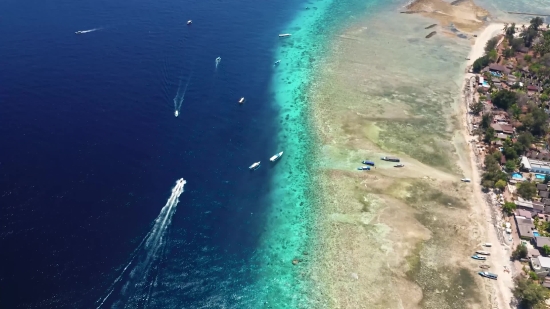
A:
[[538, 184, 548, 191], [539, 256, 550, 269], [489, 63, 511, 74], [517, 209, 533, 218], [535, 236, 550, 248]]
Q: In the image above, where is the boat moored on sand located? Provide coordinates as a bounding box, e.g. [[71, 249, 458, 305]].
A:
[[478, 271, 497, 280], [476, 251, 490, 256], [471, 255, 486, 260], [381, 156, 400, 162], [270, 152, 283, 162], [362, 160, 375, 166], [394, 164, 404, 168], [249, 161, 261, 170], [357, 166, 370, 171]]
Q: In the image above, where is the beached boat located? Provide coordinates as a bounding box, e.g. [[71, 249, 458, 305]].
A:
[[476, 251, 490, 256], [483, 243, 492, 247], [471, 255, 486, 260], [270, 152, 283, 162], [461, 178, 471, 182], [394, 164, 404, 168], [249, 161, 261, 170], [239, 97, 245, 104], [357, 166, 370, 171], [278, 33, 291, 37], [478, 271, 497, 280], [479, 264, 490, 269], [362, 160, 375, 166], [381, 156, 400, 162]]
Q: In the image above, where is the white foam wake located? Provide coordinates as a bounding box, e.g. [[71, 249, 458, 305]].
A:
[[79, 28, 100, 33], [95, 178, 186, 308], [173, 75, 191, 117]]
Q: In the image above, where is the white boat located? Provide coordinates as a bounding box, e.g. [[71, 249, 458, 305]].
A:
[[187, 20, 192, 25], [274, 60, 281, 65], [239, 97, 245, 104], [278, 33, 291, 37], [483, 243, 492, 247], [270, 152, 283, 162], [394, 164, 404, 168], [249, 161, 261, 170], [476, 251, 490, 256], [461, 178, 471, 182], [75, 31, 83, 34], [174, 110, 179, 117]]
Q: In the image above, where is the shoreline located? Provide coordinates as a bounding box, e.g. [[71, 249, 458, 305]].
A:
[[459, 22, 515, 309]]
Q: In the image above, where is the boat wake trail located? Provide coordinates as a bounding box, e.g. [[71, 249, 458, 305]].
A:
[[78, 28, 100, 34], [173, 74, 192, 117], [95, 178, 187, 309]]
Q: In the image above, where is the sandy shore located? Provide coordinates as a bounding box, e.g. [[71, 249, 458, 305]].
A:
[[466, 23, 505, 65]]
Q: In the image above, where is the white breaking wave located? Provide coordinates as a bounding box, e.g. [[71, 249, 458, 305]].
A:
[[95, 178, 186, 308], [173, 75, 191, 117]]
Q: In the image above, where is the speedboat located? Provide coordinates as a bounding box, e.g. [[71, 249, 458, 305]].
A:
[[476, 251, 490, 256], [174, 110, 179, 117], [238, 97, 245, 104], [278, 33, 291, 37], [75, 31, 83, 34], [274, 60, 281, 65], [357, 166, 370, 171], [478, 271, 497, 279], [394, 164, 404, 168], [270, 152, 283, 162], [471, 255, 486, 260], [249, 161, 261, 170], [187, 20, 192, 25]]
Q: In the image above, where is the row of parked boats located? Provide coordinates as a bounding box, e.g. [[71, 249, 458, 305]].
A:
[[357, 157, 404, 170], [471, 243, 497, 279], [249, 152, 283, 170]]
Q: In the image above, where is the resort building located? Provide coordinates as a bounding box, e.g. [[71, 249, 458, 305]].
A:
[[515, 215, 535, 239], [534, 237, 550, 250], [528, 159, 550, 175], [531, 256, 550, 277]]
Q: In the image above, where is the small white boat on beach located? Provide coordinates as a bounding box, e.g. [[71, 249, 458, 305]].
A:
[[461, 178, 471, 182], [394, 164, 404, 168], [278, 33, 291, 37], [476, 251, 490, 256], [249, 161, 261, 170], [270, 152, 283, 162], [483, 243, 492, 247], [239, 97, 245, 104]]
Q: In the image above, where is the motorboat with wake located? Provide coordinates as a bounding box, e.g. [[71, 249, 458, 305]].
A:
[[239, 97, 245, 104], [249, 161, 261, 170], [75, 31, 84, 34], [174, 110, 179, 117], [270, 152, 283, 162], [278, 33, 291, 37]]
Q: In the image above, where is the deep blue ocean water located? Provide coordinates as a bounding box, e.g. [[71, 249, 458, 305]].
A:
[[0, 0, 314, 307]]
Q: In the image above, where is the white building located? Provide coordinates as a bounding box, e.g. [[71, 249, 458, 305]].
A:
[[529, 158, 550, 175], [531, 256, 550, 277]]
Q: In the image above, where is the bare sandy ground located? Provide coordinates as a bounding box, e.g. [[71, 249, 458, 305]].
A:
[[305, 4, 516, 309]]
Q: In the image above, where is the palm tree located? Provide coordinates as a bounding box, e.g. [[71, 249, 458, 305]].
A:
[[503, 23, 509, 32]]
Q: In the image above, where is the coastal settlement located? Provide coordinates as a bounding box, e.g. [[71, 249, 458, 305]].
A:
[[465, 17, 550, 308]]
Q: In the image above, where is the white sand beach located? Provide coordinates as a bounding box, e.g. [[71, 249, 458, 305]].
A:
[[467, 23, 505, 65]]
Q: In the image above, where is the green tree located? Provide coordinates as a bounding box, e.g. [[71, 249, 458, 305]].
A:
[[482, 180, 495, 189], [506, 23, 517, 41], [492, 89, 517, 110], [517, 132, 534, 150], [541, 93, 549, 102], [469, 101, 484, 114], [484, 127, 495, 143], [488, 49, 498, 62], [530, 17, 544, 31], [505, 160, 516, 172], [531, 107, 548, 136], [513, 277, 550, 308], [511, 37, 524, 51], [485, 37, 500, 53], [495, 179, 507, 190], [502, 201, 516, 215], [503, 48, 515, 59], [512, 243, 528, 259], [542, 245, 550, 256], [472, 55, 490, 73], [481, 113, 492, 129], [517, 181, 537, 200]]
